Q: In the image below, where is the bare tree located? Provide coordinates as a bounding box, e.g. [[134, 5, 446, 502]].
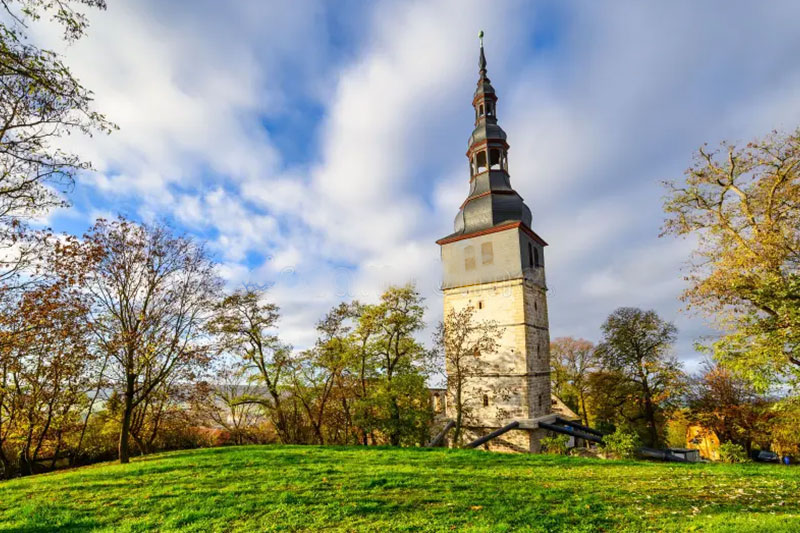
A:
[[435, 305, 502, 447], [82, 217, 221, 463]]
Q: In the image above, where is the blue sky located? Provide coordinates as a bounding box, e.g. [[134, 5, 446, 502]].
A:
[[35, 0, 800, 369]]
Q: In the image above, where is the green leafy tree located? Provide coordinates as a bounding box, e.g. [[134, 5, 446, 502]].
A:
[[208, 289, 299, 442], [663, 129, 800, 389], [362, 284, 432, 446], [550, 337, 597, 426], [595, 307, 686, 447]]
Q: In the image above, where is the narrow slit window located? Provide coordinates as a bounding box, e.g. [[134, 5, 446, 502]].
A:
[[534, 247, 540, 267], [483, 395, 489, 407], [528, 243, 534, 267], [477, 300, 483, 310]]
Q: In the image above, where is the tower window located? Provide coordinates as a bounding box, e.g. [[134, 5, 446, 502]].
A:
[[534, 247, 540, 267], [477, 300, 483, 310], [483, 395, 489, 407], [479, 104, 484, 116], [464, 245, 476, 271], [528, 243, 534, 267], [489, 149, 501, 170], [481, 242, 493, 265], [538, 393, 544, 409], [486, 101, 494, 116], [476, 151, 487, 173]]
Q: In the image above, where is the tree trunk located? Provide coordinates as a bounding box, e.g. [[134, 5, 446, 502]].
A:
[[641, 382, 658, 447], [453, 381, 463, 447], [119, 377, 135, 464], [0, 449, 10, 479]]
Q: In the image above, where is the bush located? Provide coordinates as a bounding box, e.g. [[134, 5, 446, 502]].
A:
[[541, 434, 570, 455], [601, 427, 640, 459], [718, 442, 747, 463]]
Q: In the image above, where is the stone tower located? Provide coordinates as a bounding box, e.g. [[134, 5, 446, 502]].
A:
[[436, 35, 551, 452]]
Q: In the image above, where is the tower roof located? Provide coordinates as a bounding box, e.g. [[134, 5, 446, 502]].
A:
[[437, 32, 543, 246]]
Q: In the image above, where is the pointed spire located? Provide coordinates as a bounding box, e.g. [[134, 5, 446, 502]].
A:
[[478, 30, 488, 80]]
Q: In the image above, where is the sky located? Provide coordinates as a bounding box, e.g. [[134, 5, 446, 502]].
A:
[[30, 0, 800, 371]]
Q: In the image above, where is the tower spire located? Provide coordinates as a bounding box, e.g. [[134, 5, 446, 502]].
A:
[[479, 30, 487, 79]]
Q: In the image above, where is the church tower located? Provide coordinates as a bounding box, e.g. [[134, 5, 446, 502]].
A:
[[437, 34, 551, 452]]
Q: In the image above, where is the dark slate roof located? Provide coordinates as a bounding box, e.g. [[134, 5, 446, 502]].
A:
[[438, 39, 534, 244]]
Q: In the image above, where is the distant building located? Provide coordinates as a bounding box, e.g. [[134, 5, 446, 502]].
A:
[[436, 37, 551, 452]]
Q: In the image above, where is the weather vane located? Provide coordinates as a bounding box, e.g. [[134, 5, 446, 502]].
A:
[[479, 30, 484, 47]]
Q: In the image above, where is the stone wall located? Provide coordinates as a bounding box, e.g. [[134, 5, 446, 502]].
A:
[[443, 267, 551, 449]]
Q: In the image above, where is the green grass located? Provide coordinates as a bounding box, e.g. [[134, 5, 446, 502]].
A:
[[1, 445, 799, 532]]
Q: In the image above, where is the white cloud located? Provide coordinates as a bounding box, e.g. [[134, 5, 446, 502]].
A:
[[27, 0, 800, 365]]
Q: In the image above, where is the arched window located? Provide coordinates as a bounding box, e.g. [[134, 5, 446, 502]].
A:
[[483, 395, 489, 407], [476, 151, 487, 173], [489, 149, 501, 170]]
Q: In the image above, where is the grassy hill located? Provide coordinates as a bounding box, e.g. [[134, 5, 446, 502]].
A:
[[1, 446, 799, 532]]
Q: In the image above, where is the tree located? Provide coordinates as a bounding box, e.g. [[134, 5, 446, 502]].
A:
[[208, 289, 297, 442], [0, 278, 91, 477], [196, 364, 267, 446], [550, 337, 597, 426], [662, 129, 800, 389], [288, 303, 358, 445], [364, 285, 432, 446], [434, 305, 502, 446], [82, 217, 220, 463], [0, 0, 113, 284], [688, 362, 771, 453], [595, 307, 685, 447]]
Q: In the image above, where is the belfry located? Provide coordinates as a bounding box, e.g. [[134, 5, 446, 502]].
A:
[[436, 33, 551, 452]]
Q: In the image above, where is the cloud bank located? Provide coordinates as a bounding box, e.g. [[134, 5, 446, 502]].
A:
[[35, 0, 800, 366]]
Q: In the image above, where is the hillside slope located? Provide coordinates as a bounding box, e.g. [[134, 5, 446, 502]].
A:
[[1, 445, 798, 532]]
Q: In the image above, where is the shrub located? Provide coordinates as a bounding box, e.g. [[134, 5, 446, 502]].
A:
[[541, 434, 570, 455], [601, 427, 640, 459], [718, 442, 747, 463]]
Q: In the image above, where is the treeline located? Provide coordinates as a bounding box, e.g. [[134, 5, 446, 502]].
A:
[[0, 217, 442, 478], [552, 312, 800, 456]]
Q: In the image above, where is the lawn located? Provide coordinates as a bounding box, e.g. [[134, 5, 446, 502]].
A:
[[1, 445, 798, 532]]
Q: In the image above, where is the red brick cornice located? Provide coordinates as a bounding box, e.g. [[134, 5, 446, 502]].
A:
[[436, 222, 548, 246]]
